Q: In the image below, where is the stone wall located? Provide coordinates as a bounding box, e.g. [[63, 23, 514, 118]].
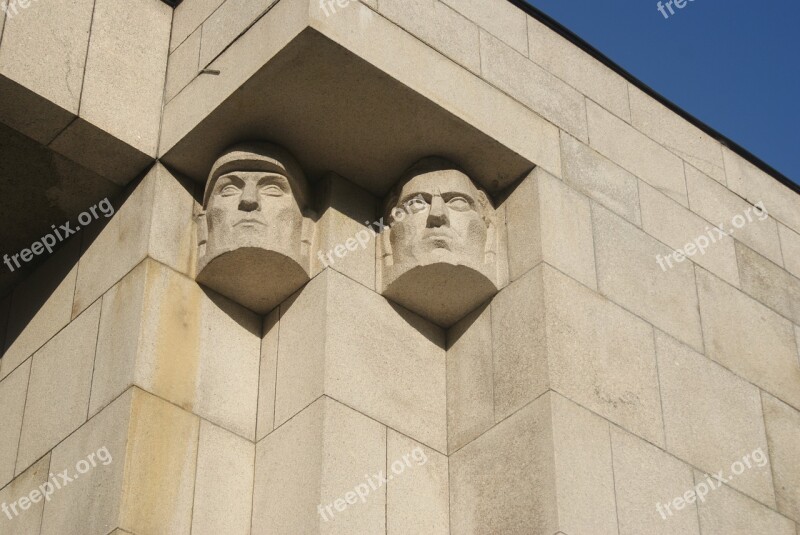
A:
[[1, 0, 799, 534]]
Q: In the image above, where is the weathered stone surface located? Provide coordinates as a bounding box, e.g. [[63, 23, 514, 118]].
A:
[[48, 118, 156, 186], [549, 392, 618, 535], [737, 242, 800, 324], [273, 274, 327, 428], [696, 267, 800, 409], [696, 470, 795, 535], [481, 30, 588, 141], [611, 426, 701, 535], [137, 262, 260, 438], [639, 179, 739, 286], [491, 266, 547, 420], [587, 100, 688, 206], [779, 222, 800, 279], [91, 259, 261, 438], [0, 77, 73, 149], [504, 167, 596, 288], [40, 388, 133, 535], [315, 173, 377, 289], [447, 304, 494, 453], [257, 308, 280, 441], [2, 240, 79, 380], [762, 392, 800, 522], [192, 420, 254, 535], [0, 454, 49, 534], [544, 265, 664, 446], [629, 85, 725, 182], [80, 0, 171, 157], [166, 27, 201, 102], [0, 0, 93, 116], [171, 0, 226, 52], [450, 392, 556, 534], [528, 16, 630, 121], [492, 264, 663, 444], [497, 174, 540, 282], [199, 0, 276, 67], [450, 392, 617, 534], [118, 389, 199, 535], [88, 262, 147, 417], [0, 358, 30, 488], [442, 0, 528, 54], [73, 164, 195, 318], [594, 203, 703, 352], [387, 430, 449, 535], [276, 269, 446, 451], [253, 397, 386, 534], [724, 147, 800, 235], [796, 326, 800, 368], [561, 132, 642, 226], [685, 163, 783, 265], [657, 331, 775, 506], [379, 0, 480, 73], [41, 387, 200, 535], [0, 296, 8, 355], [17, 301, 101, 474]]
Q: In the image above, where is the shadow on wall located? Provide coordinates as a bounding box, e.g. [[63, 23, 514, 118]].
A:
[[0, 165, 154, 363]]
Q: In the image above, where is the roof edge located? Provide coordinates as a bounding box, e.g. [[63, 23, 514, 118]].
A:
[[507, 0, 799, 195]]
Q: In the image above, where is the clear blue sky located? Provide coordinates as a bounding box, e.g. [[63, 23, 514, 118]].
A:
[[523, 0, 800, 186]]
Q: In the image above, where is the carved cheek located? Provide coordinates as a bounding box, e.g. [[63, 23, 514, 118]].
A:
[[391, 215, 422, 250], [461, 215, 488, 254], [206, 205, 231, 230]]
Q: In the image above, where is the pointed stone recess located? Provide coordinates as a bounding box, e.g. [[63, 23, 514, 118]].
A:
[[378, 157, 508, 327], [195, 142, 316, 314]]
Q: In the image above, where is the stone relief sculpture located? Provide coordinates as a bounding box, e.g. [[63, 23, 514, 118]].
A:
[[378, 157, 507, 327], [196, 142, 316, 313]]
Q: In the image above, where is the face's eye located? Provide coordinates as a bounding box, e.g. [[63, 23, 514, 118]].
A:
[[219, 184, 242, 197], [406, 197, 429, 213], [260, 184, 285, 197], [447, 196, 471, 211]]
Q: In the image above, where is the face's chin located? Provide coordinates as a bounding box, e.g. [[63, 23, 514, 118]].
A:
[[204, 206, 304, 262], [393, 237, 485, 271]]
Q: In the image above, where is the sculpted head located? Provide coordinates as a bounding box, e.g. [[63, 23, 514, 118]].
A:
[[196, 142, 315, 313], [380, 157, 504, 326]]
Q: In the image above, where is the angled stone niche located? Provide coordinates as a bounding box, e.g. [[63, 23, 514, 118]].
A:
[[159, 28, 533, 197], [196, 142, 316, 314], [378, 157, 508, 327]]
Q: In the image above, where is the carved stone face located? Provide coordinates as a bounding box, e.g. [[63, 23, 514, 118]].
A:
[[196, 143, 314, 314], [205, 170, 304, 263], [388, 169, 489, 274], [380, 158, 503, 327]]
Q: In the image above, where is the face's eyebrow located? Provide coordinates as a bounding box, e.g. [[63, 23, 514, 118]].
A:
[[257, 173, 290, 186]]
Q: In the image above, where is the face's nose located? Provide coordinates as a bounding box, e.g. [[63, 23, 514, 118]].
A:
[[426, 193, 449, 228], [238, 181, 261, 212]]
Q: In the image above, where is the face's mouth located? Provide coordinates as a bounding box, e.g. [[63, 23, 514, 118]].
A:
[[423, 232, 455, 251], [233, 218, 266, 228], [423, 229, 456, 242]]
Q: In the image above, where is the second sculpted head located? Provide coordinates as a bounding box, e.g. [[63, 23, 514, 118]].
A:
[[380, 157, 505, 326]]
